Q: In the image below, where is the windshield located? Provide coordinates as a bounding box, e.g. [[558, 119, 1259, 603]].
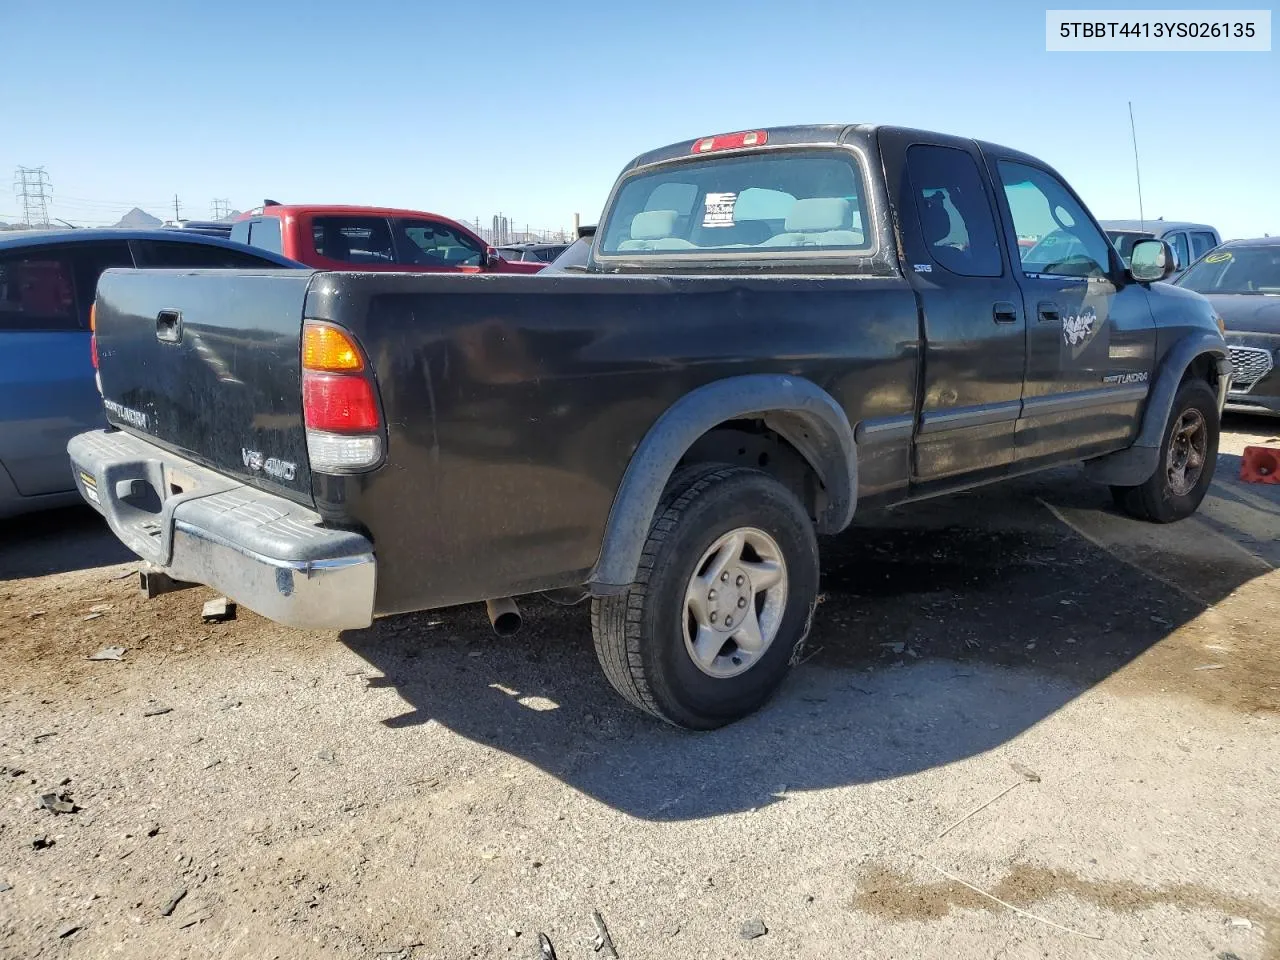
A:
[[542, 236, 591, 273], [1105, 230, 1153, 263], [598, 150, 872, 258], [1177, 246, 1280, 295]]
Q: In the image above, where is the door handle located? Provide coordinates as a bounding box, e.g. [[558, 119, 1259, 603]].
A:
[[992, 301, 1018, 324], [1037, 301, 1061, 324], [155, 309, 183, 343]]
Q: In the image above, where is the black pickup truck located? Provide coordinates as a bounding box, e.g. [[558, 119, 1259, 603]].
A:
[[70, 124, 1231, 729]]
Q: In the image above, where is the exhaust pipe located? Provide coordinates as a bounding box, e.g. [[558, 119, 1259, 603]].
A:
[[485, 597, 522, 637]]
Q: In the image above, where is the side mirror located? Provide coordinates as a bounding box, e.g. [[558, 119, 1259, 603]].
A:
[[1129, 238, 1176, 283], [483, 246, 504, 269]]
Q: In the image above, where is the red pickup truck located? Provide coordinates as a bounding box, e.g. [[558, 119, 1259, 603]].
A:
[[229, 204, 544, 274]]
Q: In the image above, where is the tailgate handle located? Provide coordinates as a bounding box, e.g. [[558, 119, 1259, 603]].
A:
[[155, 309, 183, 343]]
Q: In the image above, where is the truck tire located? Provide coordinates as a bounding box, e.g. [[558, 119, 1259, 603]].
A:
[[1110, 378, 1219, 523], [590, 464, 819, 730]]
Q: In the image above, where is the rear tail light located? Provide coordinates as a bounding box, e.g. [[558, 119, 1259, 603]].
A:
[[302, 374, 380, 431], [301, 321, 383, 472], [89, 302, 102, 396], [89, 301, 99, 369]]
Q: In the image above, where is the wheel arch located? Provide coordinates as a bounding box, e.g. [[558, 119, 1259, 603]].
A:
[[588, 374, 857, 594], [1083, 331, 1229, 486]]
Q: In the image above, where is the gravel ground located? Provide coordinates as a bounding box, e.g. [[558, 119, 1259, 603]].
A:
[[1, 414, 1278, 960]]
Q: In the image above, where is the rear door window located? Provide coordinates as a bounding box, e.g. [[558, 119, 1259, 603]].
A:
[[1190, 231, 1218, 260], [1163, 231, 1190, 270], [598, 150, 872, 259], [129, 240, 285, 268], [395, 219, 485, 267], [311, 217, 396, 265], [904, 144, 1003, 277], [0, 250, 78, 331]]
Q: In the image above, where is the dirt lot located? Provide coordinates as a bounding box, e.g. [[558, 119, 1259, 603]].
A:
[[2, 416, 1279, 960]]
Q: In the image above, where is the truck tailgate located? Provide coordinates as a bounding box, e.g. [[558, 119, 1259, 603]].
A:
[[94, 268, 316, 506]]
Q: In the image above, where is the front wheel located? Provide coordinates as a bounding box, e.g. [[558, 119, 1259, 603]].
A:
[[590, 465, 820, 730], [1111, 378, 1219, 523]]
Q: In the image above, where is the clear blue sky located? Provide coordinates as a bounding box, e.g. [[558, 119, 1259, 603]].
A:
[[2, 0, 1276, 238]]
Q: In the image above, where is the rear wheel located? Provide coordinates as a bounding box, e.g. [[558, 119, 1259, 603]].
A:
[[1111, 378, 1219, 523], [590, 465, 819, 729]]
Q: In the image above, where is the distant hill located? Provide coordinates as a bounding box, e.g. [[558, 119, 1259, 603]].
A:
[[114, 207, 163, 228]]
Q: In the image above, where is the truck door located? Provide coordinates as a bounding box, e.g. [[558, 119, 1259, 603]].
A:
[[986, 156, 1154, 463], [879, 131, 1025, 485]]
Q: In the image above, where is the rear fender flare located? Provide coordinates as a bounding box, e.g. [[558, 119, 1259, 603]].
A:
[[1083, 331, 1228, 486], [588, 374, 857, 593]]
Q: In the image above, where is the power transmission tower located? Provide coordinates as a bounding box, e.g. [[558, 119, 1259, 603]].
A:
[[13, 166, 53, 227], [211, 198, 231, 220]]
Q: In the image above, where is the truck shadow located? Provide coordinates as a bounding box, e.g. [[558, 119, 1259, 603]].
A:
[[0, 506, 134, 581], [340, 467, 1276, 822]]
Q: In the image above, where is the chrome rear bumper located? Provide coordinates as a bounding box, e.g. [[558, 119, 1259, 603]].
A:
[[68, 429, 375, 630]]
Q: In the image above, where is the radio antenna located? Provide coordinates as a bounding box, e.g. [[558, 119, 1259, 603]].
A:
[[1128, 101, 1145, 231]]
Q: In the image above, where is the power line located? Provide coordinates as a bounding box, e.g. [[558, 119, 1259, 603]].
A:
[[13, 166, 52, 227], [211, 198, 231, 220]]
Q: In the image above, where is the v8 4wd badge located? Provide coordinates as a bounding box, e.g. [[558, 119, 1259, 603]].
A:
[[241, 448, 297, 482]]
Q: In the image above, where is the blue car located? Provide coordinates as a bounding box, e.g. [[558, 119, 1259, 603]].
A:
[[0, 228, 302, 518]]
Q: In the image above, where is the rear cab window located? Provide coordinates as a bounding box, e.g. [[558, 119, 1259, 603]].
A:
[[596, 149, 875, 266]]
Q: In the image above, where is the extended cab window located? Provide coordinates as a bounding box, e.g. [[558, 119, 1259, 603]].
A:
[[312, 217, 395, 264], [598, 150, 872, 258], [0, 252, 77, 331], [905, 144, 1002, 277], [999, 161, 1111, 280], [396, 219, 484, 267]]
